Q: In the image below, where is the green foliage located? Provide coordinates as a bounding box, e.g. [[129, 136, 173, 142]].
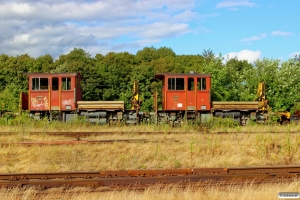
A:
[[0, 84, 23, 112], [291, 103, 300, 114], [1, 47, 300, 114], [33, 54, 55, 72], [204, 117, 239, 129]]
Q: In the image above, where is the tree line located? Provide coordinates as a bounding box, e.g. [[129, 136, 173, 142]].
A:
[[0, 47, 300, 113]]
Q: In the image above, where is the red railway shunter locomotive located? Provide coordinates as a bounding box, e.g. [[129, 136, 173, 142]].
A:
[[153, 72, 212, 125], [21, 73, 82, 121], [18, 71, 267, 125]]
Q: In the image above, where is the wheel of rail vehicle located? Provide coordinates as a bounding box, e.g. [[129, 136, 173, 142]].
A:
[[168, 120, 174, 127]]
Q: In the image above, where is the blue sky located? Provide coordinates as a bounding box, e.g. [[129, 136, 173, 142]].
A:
[[0, 0, 299, 63]]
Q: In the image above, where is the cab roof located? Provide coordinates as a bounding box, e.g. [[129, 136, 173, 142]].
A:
[[24, 72, 80, 77], [155, 72, 211, 80]]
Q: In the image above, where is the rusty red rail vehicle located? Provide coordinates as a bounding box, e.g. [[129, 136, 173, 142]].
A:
[[18, 72, 274, 125]]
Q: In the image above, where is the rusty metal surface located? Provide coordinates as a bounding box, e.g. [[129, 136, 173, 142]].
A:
[[212, 101, 258, 110], [0, 173, 297, 189], [77, 101, 124, 110], [0, 131, 194, 137], [213, 131, 299, 134], [3, 179, 295, 195], [0, 131, 298, 138], [45, 131, 193, 136], [0, 166, 300, 182], [228, 166, 300, 174], [0, 170, 187, 181], [1, 139, 180, 146]]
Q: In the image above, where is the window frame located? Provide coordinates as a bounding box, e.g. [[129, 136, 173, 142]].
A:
[[188, 77, 194, 91], [168, 77, 185, 91], [197, 78, 207, 91], [32, 77, 49, 90], [62, 77, 72, 91], [52, 77, 59, 91]]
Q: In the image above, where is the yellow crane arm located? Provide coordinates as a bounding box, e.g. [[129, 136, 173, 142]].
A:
[[131, 80, 140, 110]]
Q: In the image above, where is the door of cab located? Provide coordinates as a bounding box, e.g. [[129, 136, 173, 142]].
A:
[[50, 77, 60, 110], [196, 77, 211, 110], [30, 77, 50, 111], [186, 77, 196, 110], [60, 77, 76, 110]]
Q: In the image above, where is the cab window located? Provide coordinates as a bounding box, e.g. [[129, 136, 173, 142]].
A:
[[168, 78, 184, 90], [52, 77, 59, 91], [62, 77, 71, 90], [188, 78, 194, 91], [32, 78, 48, 90], [197, 78, 206, 90]]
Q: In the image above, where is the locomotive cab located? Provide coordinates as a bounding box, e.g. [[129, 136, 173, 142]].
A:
[[154, 72, 211, 124], [21, 73, 82, 121]]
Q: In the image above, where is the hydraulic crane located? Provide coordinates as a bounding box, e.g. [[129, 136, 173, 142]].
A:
[[256, 82, 268, 111], [256, 82, 290, 124], [131, 80, 141, 111]]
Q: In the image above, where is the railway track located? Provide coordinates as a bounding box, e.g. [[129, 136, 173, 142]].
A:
[[0, 131, 193, 138], [0, 166, 299, 189], [0, 131, 298, 138], [1, 138, 180, 146]]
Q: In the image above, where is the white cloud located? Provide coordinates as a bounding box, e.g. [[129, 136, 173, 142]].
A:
[[288, 52, 300, 58], [241, 33, 266, 42], [0, 1, 196, 22], [216, 0, 256, 9], [138, 22, 190, 38], [0, 0, 199, 57], [173, 10, 198, 22], [224, 50, 261, 63], [271, 31, 293, 36]]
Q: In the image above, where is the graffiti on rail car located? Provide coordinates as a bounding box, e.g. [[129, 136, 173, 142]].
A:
[[62, 99, 74, 105], [31, 96, 49, 109]]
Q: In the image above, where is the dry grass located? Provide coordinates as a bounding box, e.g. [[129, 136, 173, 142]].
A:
[[0, 180, 300, 200], [0, 123, 300, 173], [0, 122, 300, 199], [0, 120, 196, 133]]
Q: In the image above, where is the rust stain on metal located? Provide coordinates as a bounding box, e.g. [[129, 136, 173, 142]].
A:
[[1, 131, 300, 138], [1, 139, 180, 147], [0, 166, 299, 189]]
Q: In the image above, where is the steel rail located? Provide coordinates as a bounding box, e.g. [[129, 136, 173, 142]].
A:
[[0, 173, 297, 189], [2, 179, 295, 195], [0, 131, 298, 138], [0, 132, 194, 138], [1, 139, 180, 146], [1, 166, 300, 181]]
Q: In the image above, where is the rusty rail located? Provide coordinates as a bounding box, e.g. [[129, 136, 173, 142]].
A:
[[1, 139, 180, 146], [0, 175, 293, 189], [0, 131, 298, 138], [0, 131, 194, 138], [0, 166, 299, 189]]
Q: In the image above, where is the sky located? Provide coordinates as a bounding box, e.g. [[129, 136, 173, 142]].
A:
[[0, 0, 299, 63]]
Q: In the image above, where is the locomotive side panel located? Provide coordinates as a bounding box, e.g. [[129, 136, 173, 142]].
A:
[[165, 76, 185, 110], [60, 76, 77, 111], [196, 76, 211, 111], [158, 73, 211, 112], [165, 92, 186, 110], [25, 73, 81, 115], [50, 77, 59, 110], [29, 76, 50, 111]]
